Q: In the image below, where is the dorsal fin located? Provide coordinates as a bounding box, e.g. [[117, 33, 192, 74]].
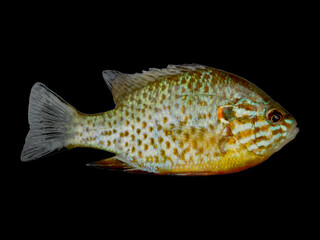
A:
[[102, 64, 207, 105]]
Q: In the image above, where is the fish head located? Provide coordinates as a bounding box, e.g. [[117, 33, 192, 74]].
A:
[[252, 102, 299, 156], [222, 97, 299, 158]]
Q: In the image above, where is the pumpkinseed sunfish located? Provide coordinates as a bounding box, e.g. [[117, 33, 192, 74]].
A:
[[21, 64, 299, 175]]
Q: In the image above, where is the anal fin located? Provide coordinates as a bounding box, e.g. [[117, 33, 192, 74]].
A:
[[86, 156, 149, 174]]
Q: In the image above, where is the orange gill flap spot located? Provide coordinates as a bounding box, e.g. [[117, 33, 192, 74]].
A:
[[217, 105, 235, 123]]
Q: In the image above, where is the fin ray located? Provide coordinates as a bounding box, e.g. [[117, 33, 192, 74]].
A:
[[21, 83, 77, 161], [86, 156, 150, 174]]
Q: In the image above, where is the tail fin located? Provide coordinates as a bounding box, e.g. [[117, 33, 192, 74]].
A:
[[21, 82, 78, 162]]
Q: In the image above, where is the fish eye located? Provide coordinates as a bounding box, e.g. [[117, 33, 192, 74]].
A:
[[266, 109, 283, 124]]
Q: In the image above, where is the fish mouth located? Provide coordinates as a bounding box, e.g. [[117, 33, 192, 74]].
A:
[[273, 122, 299, 153], [240, 122, 299, 155], [291, 126, 299, 139], [287, 122, 299, 142]]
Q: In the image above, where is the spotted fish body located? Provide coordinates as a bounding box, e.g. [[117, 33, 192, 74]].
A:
[[21, 64, 299, 175]]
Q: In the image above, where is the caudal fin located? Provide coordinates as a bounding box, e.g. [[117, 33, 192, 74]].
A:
[[21, 83, 78, 161]]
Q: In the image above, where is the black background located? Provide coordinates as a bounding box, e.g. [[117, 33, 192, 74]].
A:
[[4, 3, 317, 237]]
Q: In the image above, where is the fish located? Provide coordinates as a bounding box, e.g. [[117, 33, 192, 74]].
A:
[[21, 64, 299, 175]]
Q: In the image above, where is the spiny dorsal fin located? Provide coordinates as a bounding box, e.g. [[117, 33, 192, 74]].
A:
[[102, 64, 207, 106]]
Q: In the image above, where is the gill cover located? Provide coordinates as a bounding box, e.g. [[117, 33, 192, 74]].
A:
[[217, 99, 263, 155]]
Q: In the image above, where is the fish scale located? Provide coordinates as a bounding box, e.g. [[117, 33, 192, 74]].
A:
[[68, 68, 229, 172], [21, 64, 299, 175]]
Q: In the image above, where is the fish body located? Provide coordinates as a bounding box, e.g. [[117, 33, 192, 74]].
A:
[[21, 64, 299, 175]]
